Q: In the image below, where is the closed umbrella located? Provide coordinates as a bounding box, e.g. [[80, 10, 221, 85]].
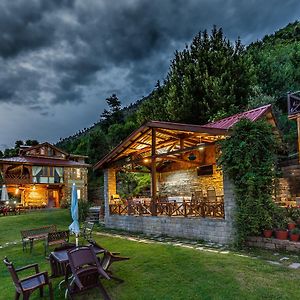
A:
[[1, 184, 9, 203], [69, 183, 80, 246]]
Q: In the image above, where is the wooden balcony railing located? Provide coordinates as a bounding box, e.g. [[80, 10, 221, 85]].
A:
[[4, 174, 31, 185], [109, 200, 224, 218]]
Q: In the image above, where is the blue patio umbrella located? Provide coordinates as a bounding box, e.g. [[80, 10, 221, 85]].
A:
[[69, 183, 80, 246]]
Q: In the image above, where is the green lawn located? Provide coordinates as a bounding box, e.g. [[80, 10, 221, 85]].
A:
[[1, 210, 300, 299]]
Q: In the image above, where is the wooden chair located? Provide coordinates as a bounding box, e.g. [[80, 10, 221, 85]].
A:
[[88, 239, 130, 283], [82, 221, 94, 241], [65, 245, 111, 300], [44, 230, 69, 255], [207, 187, 217, 202], [3, 257, 53, 300]]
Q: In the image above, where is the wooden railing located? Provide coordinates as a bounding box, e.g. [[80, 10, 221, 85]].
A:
[[109, 200, 224, 218], [4, 174, 31, 185]]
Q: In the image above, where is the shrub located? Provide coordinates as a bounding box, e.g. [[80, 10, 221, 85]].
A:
[[219, 118, 280, 245]]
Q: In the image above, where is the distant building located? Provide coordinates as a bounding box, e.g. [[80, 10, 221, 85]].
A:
[[0, 142, 89, 207]]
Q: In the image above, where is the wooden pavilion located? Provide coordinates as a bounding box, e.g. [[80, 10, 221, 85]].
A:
[[94, 104, 277, 243]]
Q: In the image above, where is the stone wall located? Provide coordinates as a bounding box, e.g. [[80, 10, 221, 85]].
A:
[[158, 165, 223, 196], [247, 236, 300, 252], [63, 167, 88, 203]]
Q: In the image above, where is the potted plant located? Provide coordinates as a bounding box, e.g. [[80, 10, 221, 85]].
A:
[[287, 218, 296, 230], [275, 218, 288, 240], [262, 216, 273, 238], [290, 228, 300, 242]]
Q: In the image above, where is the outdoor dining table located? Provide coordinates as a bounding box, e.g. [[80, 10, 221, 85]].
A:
[[49, 243, 105, 278]]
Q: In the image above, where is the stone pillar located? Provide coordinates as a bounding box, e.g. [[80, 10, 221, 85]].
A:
[[223, 174, 236, 242], [103, 168, 116, 218]]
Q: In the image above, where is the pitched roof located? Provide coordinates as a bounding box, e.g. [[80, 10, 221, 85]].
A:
[[94, 121, 228, 170], [0, 156, 90, 167], [202, 104, 273, 130], [19, 142, 69, 157]]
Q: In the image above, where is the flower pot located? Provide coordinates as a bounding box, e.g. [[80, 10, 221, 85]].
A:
[[263, 229, 273, 238], [288, 223, 296, 230], [275, 230, 288, 240], [290, 234, 300, 242]]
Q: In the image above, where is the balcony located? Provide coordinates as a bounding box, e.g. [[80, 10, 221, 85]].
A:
[[4, 174, 31, 185]]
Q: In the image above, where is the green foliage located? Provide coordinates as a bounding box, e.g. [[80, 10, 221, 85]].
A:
[[138, 26, 255, 124], [78, 200, 91, 222], [117, 172, 150, 198], [247, 21, 300, 98], [219, 119, 279, 245]]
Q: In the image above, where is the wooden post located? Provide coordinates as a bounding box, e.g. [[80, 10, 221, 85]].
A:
[[297, 116, 300, 163], [151, 128, 157, 215]]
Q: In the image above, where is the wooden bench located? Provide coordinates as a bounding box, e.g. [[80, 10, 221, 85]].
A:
[[21, 225, 57, 253]]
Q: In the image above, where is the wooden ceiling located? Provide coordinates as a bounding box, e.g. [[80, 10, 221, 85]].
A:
[[94, 121, 228, 171]]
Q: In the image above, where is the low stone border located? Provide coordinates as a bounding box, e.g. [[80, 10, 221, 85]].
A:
[[247, 236, 300, 252]]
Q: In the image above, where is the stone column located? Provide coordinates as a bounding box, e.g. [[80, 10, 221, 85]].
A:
[[103, 168, 116, 218], [223, 174, 236, 242]]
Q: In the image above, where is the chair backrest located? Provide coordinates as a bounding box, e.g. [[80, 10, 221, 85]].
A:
[[67, 246, 98, 270], [194, 190, 204, 202], [3, 257, 21, 291], [48, 230, 69, 243], [207, 187, 216, 202], [82, 221, 94, 240]]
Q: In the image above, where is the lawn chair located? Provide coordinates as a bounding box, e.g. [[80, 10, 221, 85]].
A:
[[82, 221, 94, 241], [88, 239, 130, 283], [65, 245, 111, 300], [3, 257, 53, 300]]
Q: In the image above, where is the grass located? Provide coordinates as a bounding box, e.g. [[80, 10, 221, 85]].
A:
[[1, 210, 300, 299]]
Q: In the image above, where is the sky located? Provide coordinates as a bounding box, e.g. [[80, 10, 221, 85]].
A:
[[0, 0, 299, 151]]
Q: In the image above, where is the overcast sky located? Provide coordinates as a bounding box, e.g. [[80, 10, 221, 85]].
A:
[[0, 0, 299, 150]]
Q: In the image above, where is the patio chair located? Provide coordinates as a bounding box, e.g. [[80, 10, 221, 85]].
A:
[[65, 245, 111, 300], [3, 257, 53, 300], [88, 239, 130, 283], [82, 221, 94, 241], [44, 230, 70, 255]]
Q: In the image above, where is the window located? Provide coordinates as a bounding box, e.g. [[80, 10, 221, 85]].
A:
[[77, 189, 81, 200], [76, 168, 81, 179], [197, 165, 214, 176]]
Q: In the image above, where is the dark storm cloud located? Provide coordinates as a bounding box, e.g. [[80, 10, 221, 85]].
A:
[[0, 0, 299, 110]]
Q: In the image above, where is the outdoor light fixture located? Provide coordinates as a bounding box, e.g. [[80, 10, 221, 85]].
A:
[[5, 201, 9, 205], [198, 142, 205, 151], [143, 158, 150, 163], [32, 184, 36, 190], [188, 152, 196, 161], [15, 188, 19, 195], [13, 201, 16, 204]]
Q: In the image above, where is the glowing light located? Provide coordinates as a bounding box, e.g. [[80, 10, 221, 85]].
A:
[[143, 158, 150, 163], [13, 201, 16, 204], [32, 185, 36, 190], [15, 188, 19, 195], [5, 201, 9, 205]]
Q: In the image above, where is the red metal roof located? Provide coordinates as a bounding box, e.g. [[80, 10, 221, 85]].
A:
[[202, 104, 272, 130], [0, 156, 90, 167]]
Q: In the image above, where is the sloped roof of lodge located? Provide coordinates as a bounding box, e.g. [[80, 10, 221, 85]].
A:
[[0, 156, 90, 167], [94, 104, 277, 171]]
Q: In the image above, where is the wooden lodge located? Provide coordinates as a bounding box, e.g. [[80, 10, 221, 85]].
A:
[[0, 143, 89, 208], [94, 105, 279, 244]]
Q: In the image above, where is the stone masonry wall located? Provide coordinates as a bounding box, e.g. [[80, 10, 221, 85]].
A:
[[247, 236, 300, 252], [158, 165, 223, 196], [104, 175, 236, 244]]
